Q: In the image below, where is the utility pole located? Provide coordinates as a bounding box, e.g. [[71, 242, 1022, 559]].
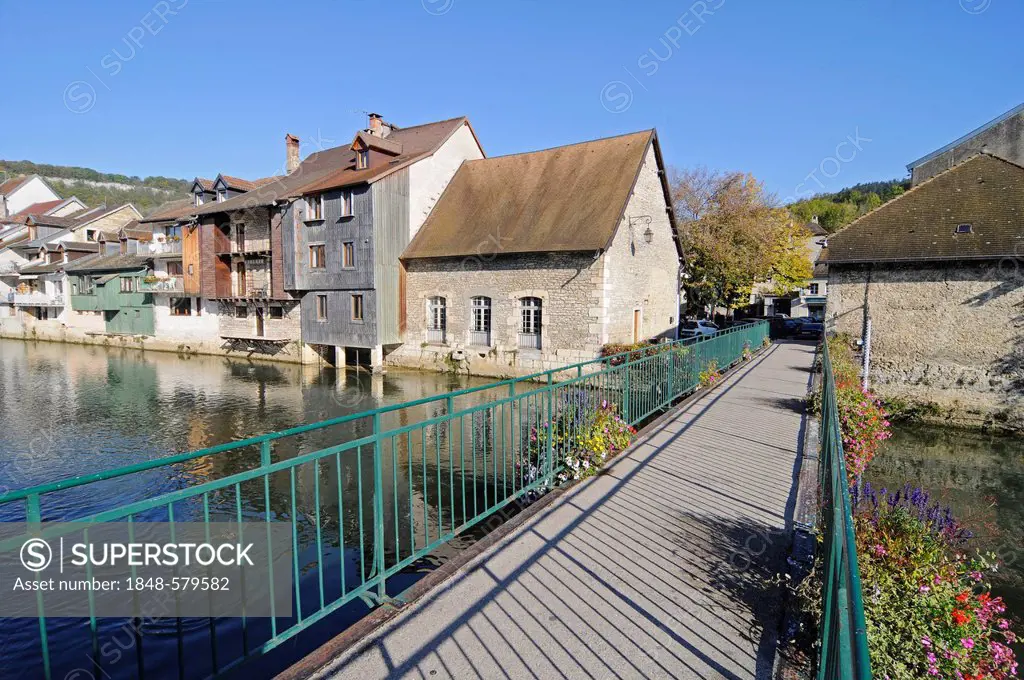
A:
[[862, 313, 872, 391]]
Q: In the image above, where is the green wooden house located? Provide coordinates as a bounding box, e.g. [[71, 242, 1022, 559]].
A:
[[67, 254, 156, 335]]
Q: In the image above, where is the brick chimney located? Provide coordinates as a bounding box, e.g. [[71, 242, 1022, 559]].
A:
[[285, 134, 300, 174], [367, 113, 394, 138]]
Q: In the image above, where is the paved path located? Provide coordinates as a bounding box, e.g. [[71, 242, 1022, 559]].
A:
[[322, 342, 816, 680]]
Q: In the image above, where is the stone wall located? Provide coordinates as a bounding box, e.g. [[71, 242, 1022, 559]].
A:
[[911, 110, 1024, 186], [828, 261, 1024, 429], [603, 144, 679, 343], [1, 302, 316, 365], [389, 252, 603, 377]]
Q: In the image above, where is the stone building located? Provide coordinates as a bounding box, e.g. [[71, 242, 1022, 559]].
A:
[[907, 102, 1024, 186], [283, 115, 484, 370], [827, 153, 1024, 430], [390, 129, 682, 377]]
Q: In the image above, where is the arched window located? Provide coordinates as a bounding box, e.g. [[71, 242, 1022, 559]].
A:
[[519, 297, 542, 349], [427, 296, 446, 343], [469, 296, 491, 346]]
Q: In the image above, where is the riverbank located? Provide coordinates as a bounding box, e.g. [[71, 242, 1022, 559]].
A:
[[0, 317, 319, 365], [882, 392, 1024, 434]]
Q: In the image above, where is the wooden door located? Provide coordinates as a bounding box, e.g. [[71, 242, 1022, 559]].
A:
[[255, 307, 265, 337]]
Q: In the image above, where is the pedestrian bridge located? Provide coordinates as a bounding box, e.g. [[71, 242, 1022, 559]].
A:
[[304, 342, 815, 679], [1, 325, 838, 680]]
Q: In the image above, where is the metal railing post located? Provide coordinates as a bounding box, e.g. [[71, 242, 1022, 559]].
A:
[[371, 412, 386, 601]]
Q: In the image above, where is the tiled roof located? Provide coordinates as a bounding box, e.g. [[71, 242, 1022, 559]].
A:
[[217, 175, 284, 192], [827, 153, 1024, 264], [14, 199, 63, 217], [192, 117, 475, 217], [0, 176, 28, 195], [61, 241, 100, 253], [813, 247, 828, 278], [403, 130, 660, 259], [140, 198, 194, 223], [65, 253, 151, 273], [19, 261, 66, 274], [297, 117, 475, 195]]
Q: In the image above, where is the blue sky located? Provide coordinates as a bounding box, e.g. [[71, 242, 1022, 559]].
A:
[[1, 0, 1021, 200]]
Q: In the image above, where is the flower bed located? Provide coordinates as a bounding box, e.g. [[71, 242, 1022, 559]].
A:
[[850, 482, 1017, 679], [828, 335, 892, 478]]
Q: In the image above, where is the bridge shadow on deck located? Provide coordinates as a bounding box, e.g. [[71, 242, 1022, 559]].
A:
[[324, 342, 815, 680]]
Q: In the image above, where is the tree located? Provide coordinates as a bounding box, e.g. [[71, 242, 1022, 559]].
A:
[[671, 167, 812, 316]]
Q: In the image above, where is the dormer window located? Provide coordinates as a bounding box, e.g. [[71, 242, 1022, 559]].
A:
[[356, 149, 369, 170], [195, 193, 205, 207], [217, 190, 226, 203], [306, 194, 324, 221], [955, 223, 973, 234]]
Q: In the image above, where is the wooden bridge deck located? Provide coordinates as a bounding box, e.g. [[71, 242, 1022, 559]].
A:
[[317, 341, 815, 680]]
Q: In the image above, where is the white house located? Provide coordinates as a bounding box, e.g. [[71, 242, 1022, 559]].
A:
[[0, 175, 61, 219]]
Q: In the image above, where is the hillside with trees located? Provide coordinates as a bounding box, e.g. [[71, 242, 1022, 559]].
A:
[[787, 178, 910, 233], [0, 159, 190, 215]]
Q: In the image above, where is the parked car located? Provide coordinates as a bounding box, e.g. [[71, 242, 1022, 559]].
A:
[[680, 320, 719, 338], [794, 318, 824, 338], [767, 317, 799, 339]]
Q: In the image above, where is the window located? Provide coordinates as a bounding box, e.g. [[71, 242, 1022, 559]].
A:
[[316, 295, 328, 322], [340, 189, 353, 217], [120, 277, 135, 293], [196, 297, 202, 317], [72, 283, 78, 295], [306, 195, 323, 221], [235, 306, 248, 319], [86, 229, 96, 242], [519, 297, 542, 350], [351, 294, 364, 321], [342, 241, 355, 268], [170, 297, 192, 316], [166, 225, 181, 241], [427, 296, 446, 343], [194, 193, 204, 207], [470, 296, 491, 345], [167, 261, 184, 277], [217, 190, 226, 203], [809, 283, 820, 295], [309, 244, 326, 269], [269, 306, 284, 319], [955, 223, 973, 234], [356, 149, 369, 170]]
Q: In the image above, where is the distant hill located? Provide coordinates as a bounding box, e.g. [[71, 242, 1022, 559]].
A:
[[788, 178, 911, 233], [0, 160, 190, 216]]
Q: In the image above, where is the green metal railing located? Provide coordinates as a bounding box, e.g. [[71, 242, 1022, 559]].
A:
[[0, 321, 768, 680], [816, 338, 872, 680]]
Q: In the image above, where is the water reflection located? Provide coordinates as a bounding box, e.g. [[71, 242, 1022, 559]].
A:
[[0, 338, 512, 679], [868, 423, 1024, 654]]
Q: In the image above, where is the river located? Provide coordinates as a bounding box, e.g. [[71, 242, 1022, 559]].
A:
[[0, 338, 508, 679], [867, 422, 1024, 648]]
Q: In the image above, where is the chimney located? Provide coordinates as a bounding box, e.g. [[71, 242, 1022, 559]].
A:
[[811, 215, 819, 224], [367, 113, 394, 138], [285, 134, 300, 174]]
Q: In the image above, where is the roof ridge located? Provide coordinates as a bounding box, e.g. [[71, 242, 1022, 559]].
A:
[[462, 129, 654, 164]]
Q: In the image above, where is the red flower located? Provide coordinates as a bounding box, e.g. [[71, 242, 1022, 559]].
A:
[[951, 609, 972, 625], [956, 591, 972, 603], [977, 592, 991, 605]]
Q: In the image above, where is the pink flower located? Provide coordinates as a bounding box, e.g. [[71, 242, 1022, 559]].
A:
[[961, 638, 975, 649], [921, 636, 932, 648]]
